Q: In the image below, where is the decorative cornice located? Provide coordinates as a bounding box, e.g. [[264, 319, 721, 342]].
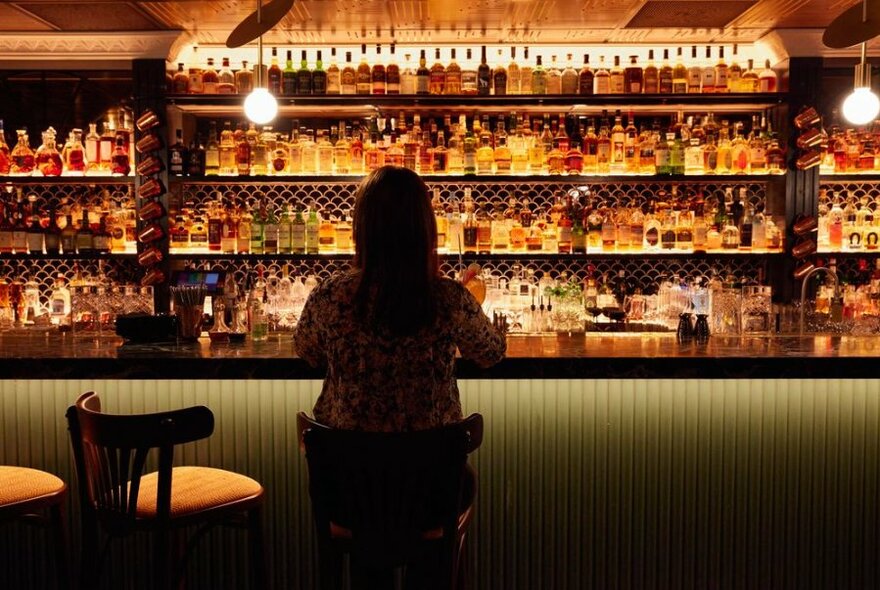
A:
[[0, 31, 183, 64]]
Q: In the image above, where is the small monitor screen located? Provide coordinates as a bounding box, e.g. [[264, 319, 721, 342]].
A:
[[170, 270, 226, 294]]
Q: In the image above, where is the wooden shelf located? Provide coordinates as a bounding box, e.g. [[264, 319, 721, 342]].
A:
[[0, 176, 134, 185], [166, 92, 786, 117], [171, 173, 774, 184], [0, 252, 137, 260], [168, 250, 784, 260]]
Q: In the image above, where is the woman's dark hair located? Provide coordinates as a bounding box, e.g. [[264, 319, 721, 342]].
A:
[[352, 166, 439, 335]]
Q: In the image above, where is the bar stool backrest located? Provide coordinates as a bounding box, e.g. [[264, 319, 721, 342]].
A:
[[297, 412, 483, 581], [66, 391, 214, 534]]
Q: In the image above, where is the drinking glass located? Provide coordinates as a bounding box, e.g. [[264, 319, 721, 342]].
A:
[[741, 285, 772, 334]]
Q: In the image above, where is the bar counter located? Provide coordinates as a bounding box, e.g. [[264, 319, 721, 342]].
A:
[[0, 331, 878, 379]]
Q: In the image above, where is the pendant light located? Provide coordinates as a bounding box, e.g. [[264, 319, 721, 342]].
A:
[[824, 0, 880, 125], [226, 0, 294, 124]]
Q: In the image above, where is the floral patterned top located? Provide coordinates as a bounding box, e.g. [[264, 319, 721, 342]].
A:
[[294, 271, 506, 432]]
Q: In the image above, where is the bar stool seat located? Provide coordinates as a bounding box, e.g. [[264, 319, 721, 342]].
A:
[[134, 466, 262, 519], [0, 466, 66, 507], [0, 465, 70, 590]]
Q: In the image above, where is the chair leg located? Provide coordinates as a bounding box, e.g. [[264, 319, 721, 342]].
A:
[[248, 506, 268, 590], [49, 502, 71, 590], [154, 529, 172, 590], [78, 517, 99, 590]]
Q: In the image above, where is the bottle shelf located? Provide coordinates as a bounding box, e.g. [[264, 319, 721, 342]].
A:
[[171, 173, 775, 184], [0, 176, 134, 185], [166, 92, 786, 117], [819, 173, 880, 182], [815, 249, 880, 257], [0, 252, 137, 260], [168, 250, 784, 260]]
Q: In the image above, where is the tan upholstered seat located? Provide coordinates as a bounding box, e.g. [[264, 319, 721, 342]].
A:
[[0, 466, 66, 507], [134, 466, 263, 518]]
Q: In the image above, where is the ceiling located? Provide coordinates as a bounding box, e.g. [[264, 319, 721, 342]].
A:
[[0, 0, 874, 61]]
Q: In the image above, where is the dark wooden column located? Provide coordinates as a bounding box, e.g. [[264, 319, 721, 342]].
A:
[[132, 59, 170, 313]]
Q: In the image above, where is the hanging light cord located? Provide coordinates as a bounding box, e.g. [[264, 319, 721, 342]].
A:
[[256, 0, 263, 88]]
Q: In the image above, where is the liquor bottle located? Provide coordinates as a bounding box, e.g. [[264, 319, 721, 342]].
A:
[[594, 56, 610, 94], [672, 47, 688, 93], [531, 55, 547, 94], [281, 50, 296, 95], [235, 60, 253, 94], [0, 121, 9, 174], [424, 48, 444, 95], [463, 120, 477, 175], [741, 59, 759, 92], [433, 130, 449, 173], [325, 48, 341, 94], [561, 54, 578, 95], [447, 119, 464, 174], [701, 46, 716, 93], [462, 192, 477, 253], [578, 54, 594, 95], [396, 53, 413, 95], [629, 203, 645, 251], [341, 51, 356, 94], [44, 209, 61, 254], [546, 55, 562, 95], [186, 134, 205, 175], [596, 123, 611, 174], [739, 203, 754, 249], [610, 113, 625, 173], [702, 133, 718, 173], [306, 50, 325, 95], [654, 132, 671, 175], [670, 132, 685, 175], [520, 47, 533, 95], [268, 47, 282, 95], [642, 50, 659, 93], [64, 129, 86, 174], [218, 58, 236, 93], [293, 50, 311, 95], [49, 275, 71, 326], [639, 125, 656, 174], [624, 56, 643, 94], [623, 114, 638, 173], [202, 57, 219, 94], [714, 47, 729, 93], [758, 59, 778, 92], [508, 47, 521, 95], [384, 45, 400, 94], [26, 204, 43, 254], [609, 56, 625, 94], [318, 209, 336, 253], [728, 45, 743, 92], [418, 131, 435, 174], [687, 46, 701, 93], [654, 49, 671, 94], [356, 45, 371, 94], [684, 137, 703, 175], [582, 123, 598, 173], [476, 130, 494, 175], [93, 215, 111, 254], [172, 62, 189, 93], [75, 208, 93, 254], [368, 45, 385, 95], [413, 49, 429, 95], [188, 47, 204, 93], [110, 136, 131, 176], [441, 48, 462, 95], [35, 128, 63, 176], [476, 204, 492, 254], [204, 121, 220, 175], [166, 129, 187, 177], [477, 46, 491, 95], [730, 123, 750, 173], [766, 134, 785, 174], [748, 115, 767, 174], [100, 117, 115, 170], [219, 121, 236, 175], [494, 49, 509, 95], [10, 129, 35, 175]]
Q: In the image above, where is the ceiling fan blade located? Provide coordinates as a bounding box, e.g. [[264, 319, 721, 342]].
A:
[[823, 0, 880, 49], [226, 0, 295, 48]]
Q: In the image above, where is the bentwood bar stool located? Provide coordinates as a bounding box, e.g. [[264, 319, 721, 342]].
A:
[[67, 391, 267, 590], [0, 465, 70, 589]]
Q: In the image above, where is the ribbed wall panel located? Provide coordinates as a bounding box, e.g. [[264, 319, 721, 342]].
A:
[[1, 379, 879, 589]]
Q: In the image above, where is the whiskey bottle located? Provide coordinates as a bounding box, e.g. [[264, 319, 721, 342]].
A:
[[357, 45, 372, 94], [445, 49, 462, 95], [235, 60, 253, 94], [268, 47, 282, 95], [325, 48, 341, 94], [281, 50, 296, 95], [477, 46, 491, 95], [218, 58, 235, 93], [728, 45, 743, 92], [531, 55, 547, 94], [561, 54, 578, 95], [202, 57, 219, 94], [609, 56, 625, 94], [672, 48, 687, 94], [593, 56, 610, 94], [416, 50, 430, 95], [546, 55, 562, 94], [75, 209, 93, 254], [758, 59, 778, 92], [699, 46, 715, 93], [172, 63, 189, 93], [687, 46, 701, 93], [520, 47, 533, 95], [372, 45, 386, 95], [385, 45, 400, 94], [494, 49, 508, 95], [205, 122, 220, 176], [578, 54, 594, 95], [296, 50, 312, 95], [460, 49, 478, 95], [341, 51, 357, 94], [44, 209, 61, 254], [624, 56, 643, 94], [419, 47, 442, 95], [507, 47, 521, 95], [714, 47, 729, 93]]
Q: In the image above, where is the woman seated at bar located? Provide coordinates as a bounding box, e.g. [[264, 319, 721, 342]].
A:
[[294, 165, 506, 432]]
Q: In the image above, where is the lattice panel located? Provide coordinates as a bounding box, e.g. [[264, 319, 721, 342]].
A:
[[178, 256, 768, 295], [0, 258, 142, 308], [1, 183, 134, 212], [178, 179, 768, 219], [819, 181, 880, 208]]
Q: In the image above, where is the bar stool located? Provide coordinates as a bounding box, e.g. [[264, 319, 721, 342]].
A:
[[66, 391, 267, 590], [0, 465, 70, 589], [297, 412, 483, 590]]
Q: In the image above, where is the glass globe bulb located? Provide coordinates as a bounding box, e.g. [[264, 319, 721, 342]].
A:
[[243, 88, 278, 125], [842, 87, 880, 126]]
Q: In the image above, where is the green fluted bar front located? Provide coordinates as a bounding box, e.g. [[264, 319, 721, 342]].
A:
[[1, 378, 878, 589]]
